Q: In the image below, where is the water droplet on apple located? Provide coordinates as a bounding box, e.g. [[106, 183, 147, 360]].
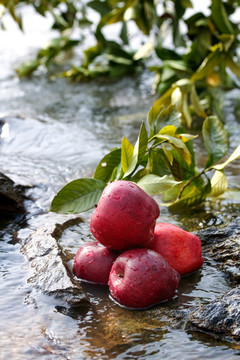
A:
[[113, 195, 120, 200]]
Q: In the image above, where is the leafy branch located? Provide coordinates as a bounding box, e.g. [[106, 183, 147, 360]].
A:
[[50, 105, 240, 214]]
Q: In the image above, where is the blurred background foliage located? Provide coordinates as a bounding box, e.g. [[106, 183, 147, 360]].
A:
[[1, 0, 240, 126]]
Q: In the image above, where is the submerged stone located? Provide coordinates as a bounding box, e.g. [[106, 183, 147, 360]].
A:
[[188, 286, 240, 339], [21, 217, 89, 307]]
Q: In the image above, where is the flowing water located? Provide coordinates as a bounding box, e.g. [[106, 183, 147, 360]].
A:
[[1, 7, 240, 360]]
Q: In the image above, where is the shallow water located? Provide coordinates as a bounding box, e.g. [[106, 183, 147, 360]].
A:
[[1, 7, 240, 360]]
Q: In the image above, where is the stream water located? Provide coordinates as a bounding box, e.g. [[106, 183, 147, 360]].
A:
[[1, 7, 240, 360]]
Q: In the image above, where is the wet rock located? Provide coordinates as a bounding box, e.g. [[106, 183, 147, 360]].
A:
[[188, 286, 240, 339], [0, 172, 27, 215], [21, 217, 89, 307], [184, 219, 240, 340], [197, 217, 240, 282]]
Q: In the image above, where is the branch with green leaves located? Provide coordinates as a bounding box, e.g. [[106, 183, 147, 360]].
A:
[[50, 105, 240, 214]]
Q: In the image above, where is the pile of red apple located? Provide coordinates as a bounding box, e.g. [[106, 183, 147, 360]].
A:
[[73, 180, 203, 309]]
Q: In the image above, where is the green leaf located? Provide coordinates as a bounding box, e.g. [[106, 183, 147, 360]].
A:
[[159, 125, 177, 136], [137, 122, 148, 163], [122, 143, 138, 177], [137, 174, 180, 196], [171, 146, 191, 167], [168, 177, 211, 210], [155, 105, 182, 133], [50, 178, 106, 214], [170, 140, 196, 179], [155, 47, 182, 61], [110, 166, 119, 182], [210, 170, 228, 197], [147, 88, 175, 128], [166, 61, 190, 73], [152, 134, 190, 157], [177, 133, 198, 142], [84, 44, 102, 66], [129, 168, 147, 182], [94, 148, 121, 182], [181, 0, 193, 9], [211, 0, 234, 35], [161, 66, 176, 82], [147, 149, 171, 177], [121, 137, 134, 173], [182, 91, 192, 128], [191, 47, 221, 81], [133, 41, 154, 60], [16, 60, 40, 77], [218, 34, 234, 52], [123, 122, 148, 177], [162, 144, 173, 165], [147, 102, 163, 130], [171, 87, 182, 112], [211, 145, 240, 171], [123, 6, 135, 21], [203, 116, 228, 168], [100, 6, 126, 27], [225, 54, 240, 77], [49, 9, 69, 29], [190, 85, 206, 118], [120, 22, 128, 45], [162, 183, 181, 202], [87, 1, 112, 16], [106, 54, 133, 65], [175, 78, 191, 90]]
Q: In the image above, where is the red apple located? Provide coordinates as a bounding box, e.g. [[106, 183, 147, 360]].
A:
[[73, 241, 118, 284], [90, 180, 160, 251], [150, 223, 204, 276], [108, 248, 180, 309]]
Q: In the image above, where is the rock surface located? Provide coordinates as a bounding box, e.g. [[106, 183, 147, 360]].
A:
[[0, 172, 27, 215], [21, 217, 89, 307], [186, 218, 240, 339], [188, 286, 240, 339], [198, 217, 240, 282]]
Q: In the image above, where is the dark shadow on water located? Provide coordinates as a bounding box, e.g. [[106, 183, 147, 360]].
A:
[[55, 304, 89, 320]]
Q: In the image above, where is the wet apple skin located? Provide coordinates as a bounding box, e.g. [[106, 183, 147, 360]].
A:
[[90, 180, 160, 251], [73, 241, 118, 285], [108, 248, 180, 309], [150, 223, 204, 276]]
